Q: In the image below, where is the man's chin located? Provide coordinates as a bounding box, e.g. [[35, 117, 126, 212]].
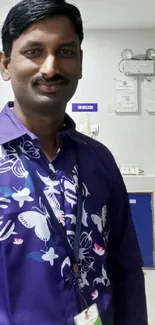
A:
[[28, 96, 65, 114]]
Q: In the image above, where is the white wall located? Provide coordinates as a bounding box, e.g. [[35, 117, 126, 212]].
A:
[[1, 28, 155, 324], [68, 29, 155, 174]]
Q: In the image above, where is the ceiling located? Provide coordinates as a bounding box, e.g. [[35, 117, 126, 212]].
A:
[[1, 0, 155, 30]]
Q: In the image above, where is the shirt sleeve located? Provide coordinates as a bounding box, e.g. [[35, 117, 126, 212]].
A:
[[107, 167, 148, 325]]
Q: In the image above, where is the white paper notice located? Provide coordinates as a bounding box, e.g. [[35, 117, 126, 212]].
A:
[[115, 78, 138, 113], [144, 77, 155, 113]]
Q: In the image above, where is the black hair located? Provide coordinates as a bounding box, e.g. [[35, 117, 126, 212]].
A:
[[1, 0, 84, 57]]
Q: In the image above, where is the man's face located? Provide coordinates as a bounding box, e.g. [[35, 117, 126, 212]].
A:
[[0, 15, 82, 115]]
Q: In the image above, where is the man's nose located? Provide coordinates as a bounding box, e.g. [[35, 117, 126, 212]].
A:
[[40, 55, 59, 79]]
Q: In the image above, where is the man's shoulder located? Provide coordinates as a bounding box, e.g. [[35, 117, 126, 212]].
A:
[[75, 131, 114, 158], [75, 131, 118, 173]]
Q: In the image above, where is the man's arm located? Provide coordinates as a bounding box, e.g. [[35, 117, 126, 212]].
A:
[[107, 168, 148, 325]]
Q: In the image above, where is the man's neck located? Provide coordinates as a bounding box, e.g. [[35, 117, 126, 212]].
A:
[[13, 104, 65, 161]]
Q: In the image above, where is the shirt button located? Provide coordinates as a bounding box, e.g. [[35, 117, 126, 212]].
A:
[[49, 171, 55, 181], [65, 279, 72, 289]]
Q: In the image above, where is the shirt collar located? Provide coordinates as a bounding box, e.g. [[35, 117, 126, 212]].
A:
[[0, 102, 85, 145]]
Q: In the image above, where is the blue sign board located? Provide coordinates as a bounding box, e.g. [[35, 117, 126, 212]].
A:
[[129, 192, 154, 268], [72, 103, 98, 112]]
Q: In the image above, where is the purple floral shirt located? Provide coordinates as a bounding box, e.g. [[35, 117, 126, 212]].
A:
[[0, 102, 147, 325]]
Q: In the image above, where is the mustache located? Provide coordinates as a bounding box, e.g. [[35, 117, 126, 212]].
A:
[[32, 74, 70, 85]]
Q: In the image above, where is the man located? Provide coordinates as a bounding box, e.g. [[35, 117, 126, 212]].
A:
[[0, 0, 148, 324]]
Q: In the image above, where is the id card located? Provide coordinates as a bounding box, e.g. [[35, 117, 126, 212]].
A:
[[74, 304, 102, 325]]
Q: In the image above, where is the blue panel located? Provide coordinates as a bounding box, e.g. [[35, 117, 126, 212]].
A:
[[128, 193, 154, 268]]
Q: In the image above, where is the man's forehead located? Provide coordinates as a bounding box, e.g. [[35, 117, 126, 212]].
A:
[[14, 15, 79, 47], [22, 16, 77, 38]]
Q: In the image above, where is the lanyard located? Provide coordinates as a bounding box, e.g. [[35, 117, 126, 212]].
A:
[[16, 145, 83, 267]]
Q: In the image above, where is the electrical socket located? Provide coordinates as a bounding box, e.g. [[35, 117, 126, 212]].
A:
[[91, 124, 99, 134], [79, 124, 99, 136], [79, 124, 87, 134], [120, 166, 139, 175]]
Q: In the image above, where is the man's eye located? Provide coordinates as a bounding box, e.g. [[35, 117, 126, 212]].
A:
[[25, 49, 41, 56], [59, 49, 75, 57]]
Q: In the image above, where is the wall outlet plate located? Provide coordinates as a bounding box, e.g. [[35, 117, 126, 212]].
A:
[[120, 166, 140, 175], [79, 124, 99, 137]]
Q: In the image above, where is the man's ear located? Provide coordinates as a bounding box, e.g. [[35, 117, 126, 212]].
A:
[[79, 49, 83, 80], [0, 52, 10, 81]]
